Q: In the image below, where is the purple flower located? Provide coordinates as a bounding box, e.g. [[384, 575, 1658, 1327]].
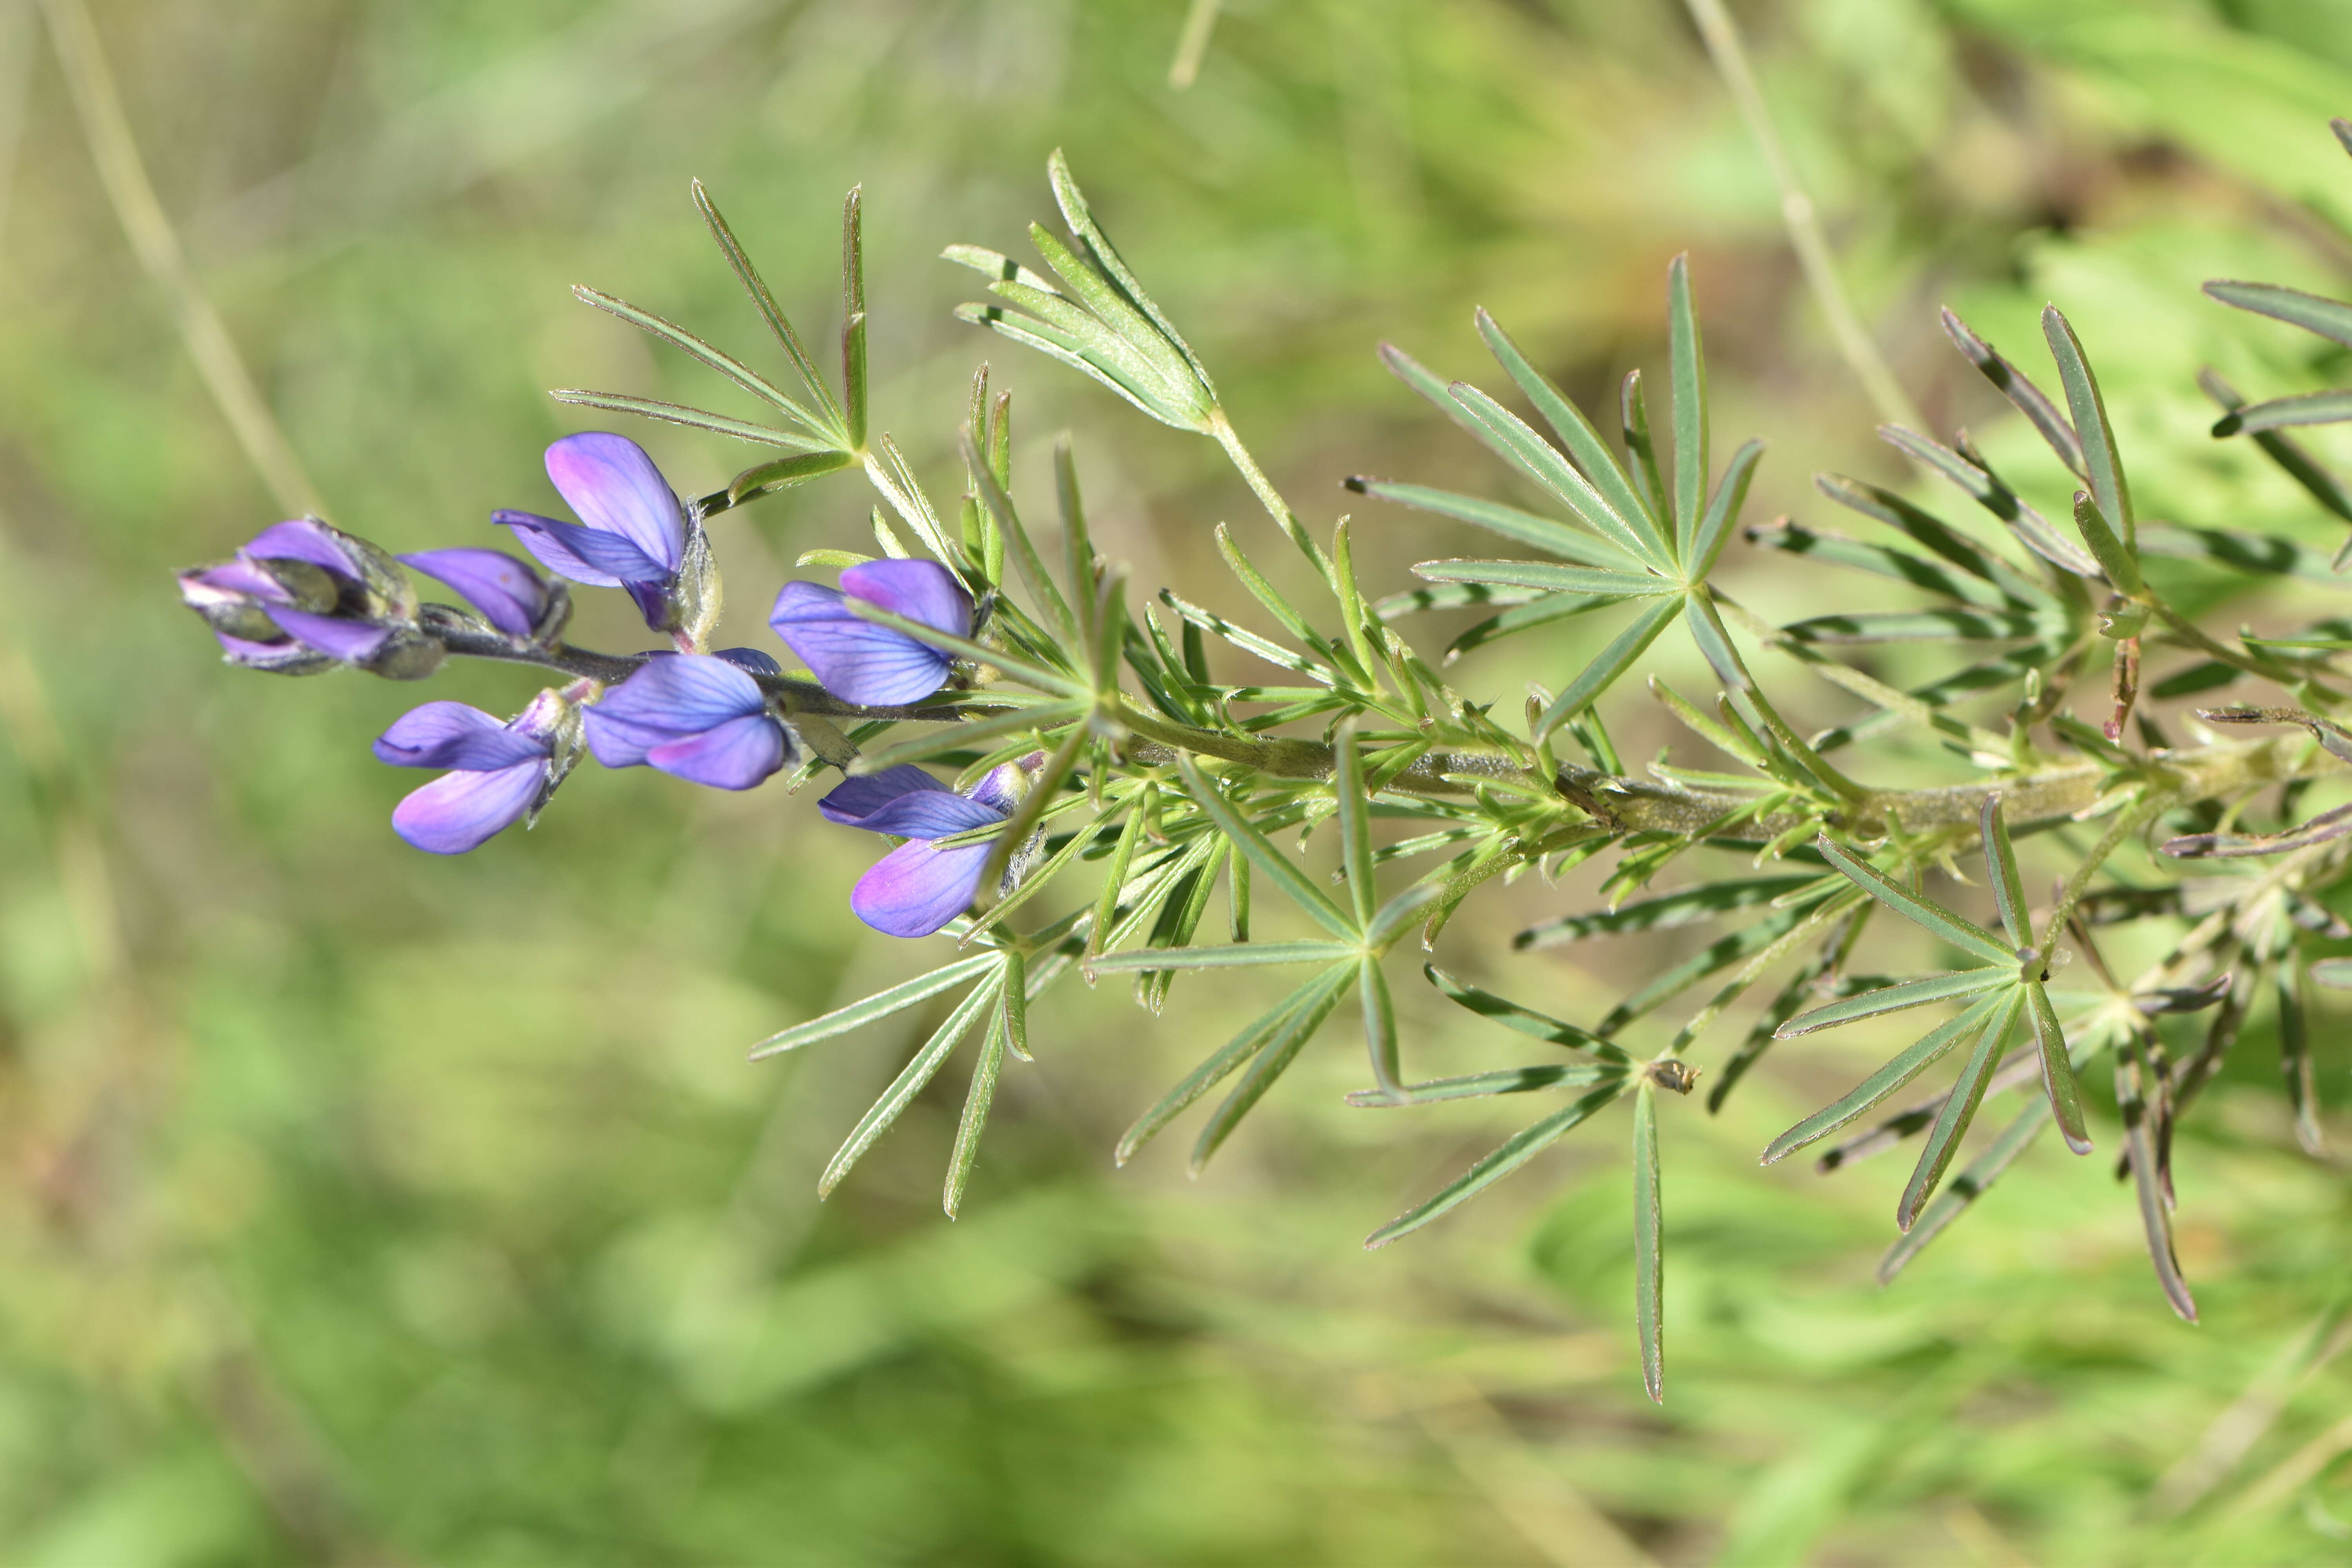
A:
[[376, 688, 576, 854], [401, 548, 553, 641], [820, 760, 1029, 938], [178, 518, 433, 675], [495, 433, 689, 631], [582, 650, 792, 791], [770, 559, 972, 706]]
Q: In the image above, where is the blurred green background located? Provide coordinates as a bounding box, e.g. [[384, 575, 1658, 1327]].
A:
[[9, 0, 2352, 1562]]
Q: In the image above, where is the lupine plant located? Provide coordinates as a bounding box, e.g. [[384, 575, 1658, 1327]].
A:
[[180, 129, 2352, 1402]]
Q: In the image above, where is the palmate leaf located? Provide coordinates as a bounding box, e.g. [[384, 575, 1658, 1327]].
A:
[[1744, 520, 2029, 611], [818, 969, 1003, 1199], [1343, 478, 1642, 570], [1444, 382, 1670, 571], [1878, 423, 2100, 577], [1762, 989, 2009, 1165], [1344, 1062, 1618, 1107], [1940, 307, 2087, 479], [1363, 1080, 1626, 1249], [2211, 388, 2352, 435], [1473, 307, 1670, 563], [2198, 367, 2352, 534], [1879, 1096, 2049, 1283], [1899, 988, 2026, 1230], [2042, 307, 2134, 551], [1633, 1079, 1664, 1405], [1815, 837, 2016, 967], [2204, 278, 2352, 350], [1116, 960, 1356, 1167]]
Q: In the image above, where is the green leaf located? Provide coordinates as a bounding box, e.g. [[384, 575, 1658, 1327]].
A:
[[818, 973, 1000, 1198], [1882, 424, 2101, 577], [2279, 960, 2325, 1157], [840, 187, 868, 449], [2198, 367, 2352, 524], [942, 1011, 1008, 1219], [1190, 962, 1356, 1173], [1358, 959, 1402, 1096], [1667, 253, 1707, 565], [1782, 607, 2055, 644], [691, 178, 845, 438], [1534, 594, 1683, 737], [1047, 149, 1212, 390], [728, 449, 856, 504], [1345, 1063, 1619, 1106], [1363, 1081, 1625, 1248], [2204, 278, 2352, 350], [1815, 837, 2015, 966], [1762, 990, 2008, 1164], [1086, 940, 1357, 973], [749, 953, 1003, 1059], [955, 304, 1205, 432], [1410, 559, 1671, 597], [848, 703, 1080, 773], [2138, 523, 2350, 584], [1897, 989, 2024, 1231], [1809, 475, 2050, 605], [548, 388, 829, 451], [1633, 1078, 1663, 1405], [1939, 307, 2086, 478], [1517, 875, 1820, 945], [2070, 491, 2145, 599], [1475, 307, 1668, 558], [1218, 526, 1349, 671], [569, 285, 831, 437], [1980, 794, 2029, 947], [1343, 477, 1644, 570], [1174, 755, 1359, 939], [1621, 370, 1666, 522], [1774, 968, 2012, 1040], [1878, 1096, 2048, 1282], [1363, 880, 1445, 954], [1424, 965, 1632, 1062], [1690, 437, 1764, 579], [2116, 1030, 2196, 1322], [1592, 900, 1842, 1037], [1333, 722, 1377, 927], [1446, 383, 1673, 571], [2042, 307, 2132, 548], [2024, 979, 2093, 1155], [1160, 592, 1340, 684], [2211, 387, 2352, 435], [1744, 520, 2027, 610], [1116, 966, 1335, 1164]]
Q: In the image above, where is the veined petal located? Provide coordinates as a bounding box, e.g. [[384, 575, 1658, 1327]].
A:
[[851, 838, 993, 937], [494, 510, 668, 584], [390, 761, 544, 854], [769, 581, 952, 706], [646, 713, 788, 790], [841, 559, 973, 638], [265, 606, 391, 663], [857, 790, 1005, 841], [374, 701, 549, 771], [583, 653, 769, 767], [544, 432, 686, 573], [245, 519, 358, 577], [183, 557, 289, 605], [967, 757, 1038, 815], [401, 548, 548, 639], [494, 510, 625, 588], [818, 764, 952, 826], [710, 646, 782, 677]]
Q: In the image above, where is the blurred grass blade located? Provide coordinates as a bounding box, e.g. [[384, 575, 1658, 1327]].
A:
[[1666, 254, 1706, 564], [1364, 1081, 1624, 1247], [2042, 307, 2132, 547], [818, 974, 1000, 1198], [1880, 1096, 2049, 1281], [2024, 979, 2093, 1154], [1815, 838, 2012, 966], [1762, 990, 2005, 1163], [2204, 278, 2352, 350], [1175, 755, 1359, 939], [1425, 965, 1632, 1062], [749, 953, 1001, 1059], [1897, 989, 2023, 1231], [942, 1011, 1008, 1219], [1940, 307, 2085, 478], [1535, 594, 1682, 737], [1633, 1079, 1663, 1404]]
